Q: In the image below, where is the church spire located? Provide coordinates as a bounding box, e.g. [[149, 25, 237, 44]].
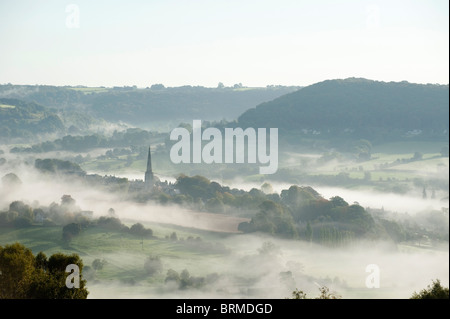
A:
[[146, 147, 152, 173], [145, 146, 154, 185]]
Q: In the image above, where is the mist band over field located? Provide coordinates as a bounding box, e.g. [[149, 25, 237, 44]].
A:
[[0, 160, 448, 299]]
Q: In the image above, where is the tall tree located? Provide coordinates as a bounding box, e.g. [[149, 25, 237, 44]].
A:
[[0, 243, 35, 298], [0, 243, 88, 299]]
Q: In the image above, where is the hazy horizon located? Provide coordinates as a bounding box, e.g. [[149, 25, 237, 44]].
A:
[[0, 0, 448, 88], [1, 76, 449, 89]]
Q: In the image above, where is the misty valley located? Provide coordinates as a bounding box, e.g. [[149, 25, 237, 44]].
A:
[[0, 79, 448, 299]]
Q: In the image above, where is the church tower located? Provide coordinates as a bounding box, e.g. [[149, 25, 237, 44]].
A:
[[144, 147, 154, 186]]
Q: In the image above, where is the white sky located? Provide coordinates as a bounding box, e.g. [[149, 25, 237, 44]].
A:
[[0, 0, 448, 87]]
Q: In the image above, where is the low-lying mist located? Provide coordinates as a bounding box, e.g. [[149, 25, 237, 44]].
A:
[[0, 163, 247, 233], [85, 235, 449, 299], [1, 159, 448, 299], [224, 178, 449, 215]]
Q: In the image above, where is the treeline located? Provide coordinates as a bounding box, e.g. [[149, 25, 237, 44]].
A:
[[0, 195, 153, 242], [241, 185, 447, 245], [163, 232, 230, 255], [33, 159, 130, 193], [237, 186, 376, 243], [0, 242, 88, 299], [0, 98, 101, 143], [164, 268, 221, 290], [35, 158, 86, 176], [288, 279, 449, 299], [0, 195, 90, 228], [0, 84, 299, 125], [63, 217, 154, 242], [167, 175, 448, 245], [168, 175, 374, 242], [0, 98, 65, 141], [11, 128, 165, 153], [154, 174, 278, 213]]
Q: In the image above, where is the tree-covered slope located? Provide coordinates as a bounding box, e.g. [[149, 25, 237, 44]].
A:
[[0, 84, 300, 126], [238, 78, 449, 142], [0, 98, 65, 141], [0, 98, 99, 142]]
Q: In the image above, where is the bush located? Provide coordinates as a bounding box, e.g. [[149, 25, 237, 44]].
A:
[[62, 222, 81, 242], [411, 279, 449, 299], [96, 216, 124, 231], [129, 223, 153, 238], [144, 255, 163, 276]]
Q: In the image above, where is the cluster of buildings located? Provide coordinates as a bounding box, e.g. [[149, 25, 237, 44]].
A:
[[128, 147, 179, 196]]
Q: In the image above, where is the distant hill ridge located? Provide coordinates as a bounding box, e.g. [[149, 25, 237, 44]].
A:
[[237, 78, 449, 142], [0, 84, 300, 126]]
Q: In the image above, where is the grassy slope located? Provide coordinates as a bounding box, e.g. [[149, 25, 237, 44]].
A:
[[283, 141, 448, 182], [1, 223, 447, 299], [0, 222, 230, 285]]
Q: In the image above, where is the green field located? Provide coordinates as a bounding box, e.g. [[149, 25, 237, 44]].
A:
[[0, 104, 16, 109], [0, 222, 230, 285], [68, 87, 110, 94], [282, 141, 449, 185]]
